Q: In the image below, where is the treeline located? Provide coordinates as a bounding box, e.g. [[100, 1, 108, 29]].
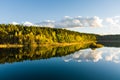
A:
[[0, 24, 96, 45], [97, 35, 120, 42], [96, 35, 120, 47]]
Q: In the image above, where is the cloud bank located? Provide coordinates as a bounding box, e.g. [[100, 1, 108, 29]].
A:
[[55, 16, 102, 28], [105, 16, 120, 28], [11, 16, 120, 29]]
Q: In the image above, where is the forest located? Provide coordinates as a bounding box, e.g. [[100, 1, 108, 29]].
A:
[[97, 35, 120, 42], [0, 24, 97, 46], [96, 35, 120, 47]]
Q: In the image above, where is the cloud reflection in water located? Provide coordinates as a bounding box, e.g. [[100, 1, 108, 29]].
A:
[[63, 47, 120, 63]]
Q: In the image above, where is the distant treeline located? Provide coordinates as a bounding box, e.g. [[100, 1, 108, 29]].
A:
[[97, 35, 120, 47], [97, 35, 120, 42], [0, 24, 96, 45]]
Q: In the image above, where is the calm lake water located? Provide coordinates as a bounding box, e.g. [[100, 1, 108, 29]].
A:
[[0, 44, 120, 80]]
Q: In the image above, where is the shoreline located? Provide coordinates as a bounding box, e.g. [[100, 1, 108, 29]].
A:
[[0, 44, 23, 48]]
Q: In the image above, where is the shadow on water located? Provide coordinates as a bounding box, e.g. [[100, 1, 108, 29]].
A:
[[0, 43, 94, 64]]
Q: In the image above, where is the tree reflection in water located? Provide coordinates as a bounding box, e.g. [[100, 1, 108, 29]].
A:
[[0, 43, 92, 64]]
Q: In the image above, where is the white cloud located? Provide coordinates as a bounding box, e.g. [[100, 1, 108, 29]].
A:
[[105, 16, 120, 28], [55, 16, 103, 28], [10, 21, 38, 26], [106, 18, 115, 24], [23, 21, 34, 26], [9, 16, 120, 29], [64, 16, 72, 19], [36, 20, 55, 28], [33, 16, 103, 28], [11, 22, 19, 25], [91, 16, 103, 27]]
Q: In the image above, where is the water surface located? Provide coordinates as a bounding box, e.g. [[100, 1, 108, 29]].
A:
[[0, 44, 120, 80]]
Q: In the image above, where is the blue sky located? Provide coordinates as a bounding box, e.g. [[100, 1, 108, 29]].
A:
[[0, 0, 120, 34]]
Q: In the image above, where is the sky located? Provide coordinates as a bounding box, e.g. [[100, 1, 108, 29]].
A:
[[0, 0, 120, 34]]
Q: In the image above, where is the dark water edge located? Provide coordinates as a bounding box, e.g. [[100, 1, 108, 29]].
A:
[[97, 41, 120, 47]]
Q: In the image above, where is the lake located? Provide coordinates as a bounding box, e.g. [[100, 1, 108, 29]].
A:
[[0, 43, 120, 80]]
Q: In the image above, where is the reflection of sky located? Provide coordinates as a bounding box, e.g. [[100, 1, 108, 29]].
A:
[[63, 47, 120, 63]]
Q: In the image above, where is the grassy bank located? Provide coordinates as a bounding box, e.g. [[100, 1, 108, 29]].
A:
[[0, 44, 23, 48]]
